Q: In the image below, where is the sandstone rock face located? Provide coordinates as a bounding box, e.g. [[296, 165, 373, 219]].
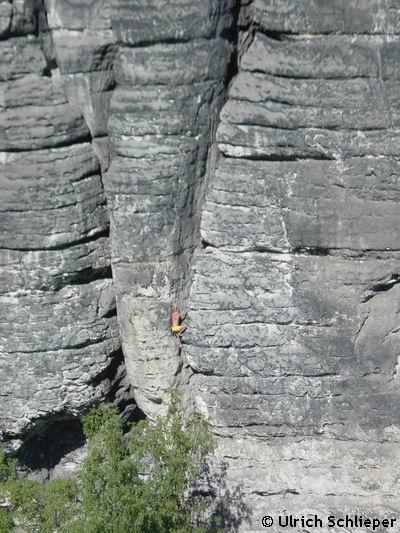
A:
[[2, 0, 400, 529], [184, 1, 400, 529], [105, 0, 236, 416], [0, 0, 130, 466]]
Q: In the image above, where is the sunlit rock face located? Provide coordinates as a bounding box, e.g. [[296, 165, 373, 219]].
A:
[[183, 1, 400, 529], [0, 0, 129, 466], [2, 0, 400, 528], [105, 0, 237, 416]]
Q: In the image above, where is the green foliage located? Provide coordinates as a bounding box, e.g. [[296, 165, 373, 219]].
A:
[[76, 391, 219, 533], [0, 504, 13, 533], [0, 451, 13, 486], [0, 446, 79, 533], [0, 392, 221, 533], [6, 478, 78, 533], [0, 447, 14, 532]]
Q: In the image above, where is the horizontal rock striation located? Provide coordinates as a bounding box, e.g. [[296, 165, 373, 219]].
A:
[[185, 0, 400, 529], [45, 0, 116, 171], [2, 0, 400, 528], [0, 0, 125, 458], [104, 0, 237, 415]]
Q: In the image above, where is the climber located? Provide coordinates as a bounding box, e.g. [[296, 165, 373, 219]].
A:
[[171, 304, 188, 346]]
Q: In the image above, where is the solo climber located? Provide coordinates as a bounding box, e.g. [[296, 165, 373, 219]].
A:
[[171, 304, 188, 345]]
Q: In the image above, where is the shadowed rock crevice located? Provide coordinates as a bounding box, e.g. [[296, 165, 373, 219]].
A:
[[219, 152, 337, 161], [0, 227, 110, 253], [361, 273, 400, 302], [15, 415, 86, 476], [59, 264, 113, 288], [33, 0, 57, 75], [104, 0, 241, 417], [291, 246, 331, 257], [7, 350, 142, 479], [221, 0, 241, 82]]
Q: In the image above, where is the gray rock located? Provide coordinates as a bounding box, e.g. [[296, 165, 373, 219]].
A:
[[225, 74, 400, 130], [2, 0, 400, 528], [0, 1, 12, 37], [201, 157, 400, 251], [62, 72, 114, 137], [45, 1, 116, 144], [0, 76, 90, 151], [0, 37, 47, 81], [253, 0, 400, 34], [0, 279, 119, 437], [52, 29, 116, 74], [45, 0, 113, 30], [0, 0, 125, 461], [215, 437, 400, 532], [0, 238, 110, 293], [112, 0, 235, 44], [218, 123, 400, 160], [182, 0, 400, 526], [105, 8, 234, 415], [114, 39, 233, 86], [91, 136, 111, 172], [0, 279, 117, 356], [10, 0, 36, 35], [0, 145, 107, 248], [242, 33, 400, 80], [0, 74, 65, 108], [187, 248, 400, 439]]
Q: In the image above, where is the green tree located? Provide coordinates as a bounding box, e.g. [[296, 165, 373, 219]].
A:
[[0, 446, 79, 533], [76, 391, 219, 532], [0, 392, 221, 533]]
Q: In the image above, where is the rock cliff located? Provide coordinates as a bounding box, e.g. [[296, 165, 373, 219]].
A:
[[1, 0, 400, 529], [187, 2, 400, 529], [0, 0, 133, 472]]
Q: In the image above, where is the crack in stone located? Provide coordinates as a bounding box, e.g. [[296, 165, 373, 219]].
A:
[[362, 273, 400, 302]]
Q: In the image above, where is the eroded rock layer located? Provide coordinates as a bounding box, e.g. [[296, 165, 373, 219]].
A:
[[0, 0, 125, 458], [185, 1, 400, 529], [105, 0, 236, 415], [1, 0, 400, 529]]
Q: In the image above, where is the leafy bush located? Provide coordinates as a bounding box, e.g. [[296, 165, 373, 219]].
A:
[[0, 392, 221, 533]]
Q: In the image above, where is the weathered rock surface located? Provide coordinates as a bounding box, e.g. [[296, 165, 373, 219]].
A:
[[44, 0, 116, 162], [0, 141, 121, 444], [252, 0, 400, 34], [0, 0, 129, 468], [182, 1, 400, 529], [0, 37, 47, 81], [105, 0, 236, 416], [0, 2, 12, 36], [2, 0, 400, 530]]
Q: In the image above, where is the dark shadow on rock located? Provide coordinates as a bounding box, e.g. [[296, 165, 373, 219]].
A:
[[195, 459, 252, 532], [16, 415, 85, 474], [92, 348, 147, 425], [15, 350, 146, 478]]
